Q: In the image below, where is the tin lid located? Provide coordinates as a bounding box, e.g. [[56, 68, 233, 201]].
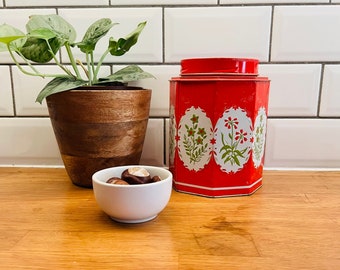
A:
[[180, 58, 259, 76]]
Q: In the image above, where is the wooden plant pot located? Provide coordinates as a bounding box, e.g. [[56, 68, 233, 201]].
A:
[[46, 86, 151, 188]]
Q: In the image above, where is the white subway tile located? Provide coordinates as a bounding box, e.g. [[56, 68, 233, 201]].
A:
[[222, 0, 327, 3], [0, 118, 62, 166], [0, 9, 56, 29], [0, 9, 56, 64], [1, 3, 340, 170], [0, 66, 14, 116], [6, 0, 109, 6], [0, 117, 163, 167], [12, 66, 57, 116], [12, 65, 111, 116], [12, 65, 110, 116], [164, 6, 271, 62], [265, 119, 340, 168], [140, 118, 164, 166], [58, 8, 162, 63], [111, 0, 217, 4], [320, 65, 340, 117], [128, 65, 181, 117], [272, 6, 340, 61], [259, 64, 321, 117]]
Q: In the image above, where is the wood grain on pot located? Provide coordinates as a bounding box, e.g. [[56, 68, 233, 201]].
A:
[[46, 88, 151, 188]]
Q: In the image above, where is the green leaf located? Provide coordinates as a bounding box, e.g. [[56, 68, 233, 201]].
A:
[[36, 77, 87, 103], [109, 21, 146, 56], [240, 148, 247, 155], [232, 155, 241, 166], [220, 144, 232, 152], [221, 132, 226, 145], [234, 150, 245, 158], [19, 15, 76, 63], [26, 14, 76, 44], [100, 65, 155, 83], [20, 37, 62, 63], [28, 28, 57, 40], [76, 18, 116, 54], [224, 156, 231, 164], [21, 28, 58, 62], [0, 24, 26, 52]]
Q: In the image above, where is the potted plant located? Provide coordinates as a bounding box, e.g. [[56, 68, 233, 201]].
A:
[[0, 14, 155, 188]]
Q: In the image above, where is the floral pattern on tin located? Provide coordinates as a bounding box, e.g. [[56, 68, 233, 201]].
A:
[[214, 108, 252, 173], [169, 105, 176, 166], [178, 107, 213, 171], [252, 107, 267, 168]]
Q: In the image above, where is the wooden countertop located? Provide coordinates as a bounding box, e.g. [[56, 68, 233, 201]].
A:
[[0, 168, 339, 269]]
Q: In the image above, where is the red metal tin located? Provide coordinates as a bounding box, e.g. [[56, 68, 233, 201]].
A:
[[169, 58, 270, 197], [181, 58, 259, 75]]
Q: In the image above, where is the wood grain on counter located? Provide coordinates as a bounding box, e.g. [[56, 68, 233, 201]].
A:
[[0, 168, 339, 269]]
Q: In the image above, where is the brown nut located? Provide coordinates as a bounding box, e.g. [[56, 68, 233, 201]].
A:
[[152, 175, 161, 182], [106, 177, 129, 185], [121, 167, 152, 185]]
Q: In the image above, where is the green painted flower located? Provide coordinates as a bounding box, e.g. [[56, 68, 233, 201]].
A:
[[183, 114, 208, 164]]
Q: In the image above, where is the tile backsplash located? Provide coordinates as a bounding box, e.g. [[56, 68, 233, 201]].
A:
[[1, 1, 340, 169]]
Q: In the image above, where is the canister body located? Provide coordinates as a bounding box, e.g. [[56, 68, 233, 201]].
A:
[[169, 58, 270, 197]]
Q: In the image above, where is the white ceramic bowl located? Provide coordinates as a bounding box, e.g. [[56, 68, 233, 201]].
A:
[[92, 165, 173, 223]]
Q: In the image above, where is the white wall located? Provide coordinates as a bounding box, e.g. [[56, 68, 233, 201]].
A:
[[1, 1, 340, 169]]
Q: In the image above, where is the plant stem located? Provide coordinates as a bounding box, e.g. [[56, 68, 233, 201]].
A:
[[90, 52, 96, 84], [45, 40, 75, 78], [8, 44, 41, 77], [64, 42, 82, 80], [8, 45, 71, 78], [191, 122, 196, 161], [85, 53, 92, 84], [77, 59, 89, 79], [94, 48, 110, 82]]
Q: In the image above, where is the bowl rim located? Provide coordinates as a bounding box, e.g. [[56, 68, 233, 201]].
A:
[[92, 165, 172, 188]]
